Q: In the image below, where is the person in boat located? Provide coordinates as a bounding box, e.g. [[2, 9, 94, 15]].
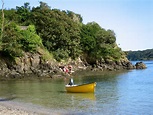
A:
[[68, 78, 74, 85]]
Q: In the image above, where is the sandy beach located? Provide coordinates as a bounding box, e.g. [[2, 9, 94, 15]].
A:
[[0, 104, 33, 115], [0, 98, 63, 115], [0, 98, 46, 115], [0, 97, 36, 115]]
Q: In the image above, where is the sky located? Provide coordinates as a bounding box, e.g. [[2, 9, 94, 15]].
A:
[[1, 0, 153, 51]]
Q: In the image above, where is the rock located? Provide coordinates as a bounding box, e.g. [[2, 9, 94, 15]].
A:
[[126, 62, 135, 69], [135, 62, 147, 69], [30, 53, 41, 67], [0, 51, 138, 79]]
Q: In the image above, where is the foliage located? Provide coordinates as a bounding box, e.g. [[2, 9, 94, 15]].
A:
[[16, 2, 31, 25], [19, 25, 42, 52], [37, 47, 53, 61], [80, 22, 121, 64], [30, 3, 81, 60], [4, 9, 18, 22], [2, 22, 23, 57], [1, 22, 42, 57], [0, 1, 124, 63], [53, 49, 69, 62], [0, 17, 2, 43], [127, 49, 153, 61], [66, 10, 83, 23]]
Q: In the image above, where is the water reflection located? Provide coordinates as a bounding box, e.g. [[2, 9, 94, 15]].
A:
[[67, 93, 96, 101]]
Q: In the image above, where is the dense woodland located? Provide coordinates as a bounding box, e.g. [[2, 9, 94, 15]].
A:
[[0, 2, 124, 64], [127, 49, 153, 61]]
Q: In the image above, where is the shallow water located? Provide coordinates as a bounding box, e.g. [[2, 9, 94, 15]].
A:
[[0, 61, 153, 114]]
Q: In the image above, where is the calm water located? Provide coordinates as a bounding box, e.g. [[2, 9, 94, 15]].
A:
[[0, 61, 153, 115]]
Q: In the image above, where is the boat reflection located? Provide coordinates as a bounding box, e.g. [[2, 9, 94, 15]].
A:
[[67, 93, 96, 101]]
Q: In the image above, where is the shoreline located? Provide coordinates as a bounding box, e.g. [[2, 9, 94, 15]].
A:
[[0, 98, 36, 115], [0, 104, 32, 115], [0, 98, 63, 115]]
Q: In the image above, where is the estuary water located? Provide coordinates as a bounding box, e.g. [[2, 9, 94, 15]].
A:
[[0, 61, 153, 115]]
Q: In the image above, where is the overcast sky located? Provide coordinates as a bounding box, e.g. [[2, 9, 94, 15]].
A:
[[2, 0, 153, 51]]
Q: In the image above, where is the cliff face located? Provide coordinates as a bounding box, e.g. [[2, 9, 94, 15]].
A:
[[0, 52, 59, 79], [0, 52, 136, 79], [88, 56, 135, 71]]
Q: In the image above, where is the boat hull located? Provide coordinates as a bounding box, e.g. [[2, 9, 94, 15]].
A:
[[65, 82, 96, 93]]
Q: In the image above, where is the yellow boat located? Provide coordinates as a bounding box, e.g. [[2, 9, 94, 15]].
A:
[[65, 82, 96, 93]]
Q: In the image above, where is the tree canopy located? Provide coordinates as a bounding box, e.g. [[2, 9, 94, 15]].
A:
[[0, 2, 124, 63]]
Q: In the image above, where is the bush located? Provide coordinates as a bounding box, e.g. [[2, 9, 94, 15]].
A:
[[2, 23, 43, 57], [53, 49, 69, 61], [2, 22, 23, 57], [20, 25, 42, 52]]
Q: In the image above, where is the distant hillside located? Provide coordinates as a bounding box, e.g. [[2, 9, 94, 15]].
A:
[[127, 49, 153, 61]]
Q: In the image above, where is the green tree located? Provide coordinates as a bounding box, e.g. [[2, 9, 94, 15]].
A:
[[2, 22, 43, 57], [19, 25, 43, 52], [4, 9, 18, 22], [30, 2, 81, 60], [2, 22, 23, 57], [66, 10, 83, 23], [16, 2, 31, 25], [0, 2, 124, 64], [80, 22, 121, 64], [80, 22, 101, 54]]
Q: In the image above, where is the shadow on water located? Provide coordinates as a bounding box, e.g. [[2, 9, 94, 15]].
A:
[[0, 97, 16, 102], [58, 91, 67, 93]]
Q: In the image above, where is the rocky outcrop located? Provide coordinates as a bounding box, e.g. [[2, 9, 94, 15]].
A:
[[0, 52, 141, 79], [135, 62, 147, 69], [93, 58, 135, 71], [0, 52, 61, 79]]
